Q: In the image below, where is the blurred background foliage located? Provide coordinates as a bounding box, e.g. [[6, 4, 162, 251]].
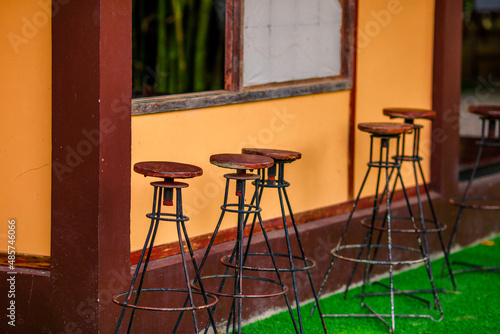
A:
[[462, 0, 500, 88], [132, 0, 225, 97]]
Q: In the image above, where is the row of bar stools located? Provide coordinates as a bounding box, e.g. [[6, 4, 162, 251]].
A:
[[191, 153, 299, 334], [116, 150, 323, 333], [380, 108, 455, 290], [339, 109, 455, 297], [446, 105, 500, 276], [113, 162, 218, 333], [315, 122, 442, 333], [242, 148, 328, 334]]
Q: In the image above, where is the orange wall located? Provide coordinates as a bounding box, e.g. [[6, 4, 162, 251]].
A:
[[130, 0, 436, 251], [0, 0, 436, 255], [0, 0, 52, 256], [131, 93, 351, 249], [354, 0, 435, 192]]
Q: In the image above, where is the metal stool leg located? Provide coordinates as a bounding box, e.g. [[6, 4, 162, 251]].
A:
[[115, 186, 161, 333], [316, 125, 442, 333], [243, 162, 327, 333], [174, 179, 231, 333], [282, 184, 329, 333], [189, 167, 297, 334], [116, 183, 218, 334], [311, 163, 373, 315], [224, 178, 299, 334], [354, 141, 444, 323], [117, 186, 163, 333], [175, 188, 218, 333], [446, 116, 500, 277]]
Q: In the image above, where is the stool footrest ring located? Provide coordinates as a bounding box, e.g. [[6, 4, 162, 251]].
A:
[[220, 252, 316, 272], [113, 288, 218, 312], [255, 180, 291, 188], [146, 212, 189, 222], [332, 244, 427, 266], [360, 216, 447, 233], [191, 274, 288, 299], [449, 196, 500, 210], [220, 203, 261, 214], [392, 155, 423, 162]]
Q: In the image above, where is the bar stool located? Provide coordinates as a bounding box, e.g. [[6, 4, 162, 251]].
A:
[[113, 161, 218, 334], [241, 148, 328, 334], [446, 105, 500, 276], [355, 108, 455, 290], [315, 123, 443, 333], [191, 153, 299, 334]]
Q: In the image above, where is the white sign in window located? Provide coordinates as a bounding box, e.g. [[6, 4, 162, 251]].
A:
[[243, 0, 343, 87]]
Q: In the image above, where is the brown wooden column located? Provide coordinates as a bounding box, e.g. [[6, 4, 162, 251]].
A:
[[51, 0, 131, 332], [431, 0, 463, 197]]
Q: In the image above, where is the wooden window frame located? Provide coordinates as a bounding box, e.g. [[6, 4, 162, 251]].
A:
[[132, 0, 356, 116]]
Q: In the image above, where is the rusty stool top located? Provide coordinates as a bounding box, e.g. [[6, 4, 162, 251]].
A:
[[358, 122, 413, 136], [210, 153, 274, 170], [241, 148, 301, 162], [383, 108, 436, 120], [468, 105, 500, 118], [134, 161, 203, 178]]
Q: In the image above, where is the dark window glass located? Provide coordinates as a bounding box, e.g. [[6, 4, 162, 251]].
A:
[[132, 0, 225, 97], [460, 0, 500, 179]]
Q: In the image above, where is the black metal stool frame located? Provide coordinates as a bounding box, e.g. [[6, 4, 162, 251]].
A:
[[238, 161, 328, 334], [445, 115, 500, 276], [114, 182, 218, 334], [313, 132, 443, 333], [344, 119, 456, 293], [176, 171, 300, 334]]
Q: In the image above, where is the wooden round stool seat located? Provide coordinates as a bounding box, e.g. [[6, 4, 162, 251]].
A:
[[210, 153, 274, 170], [116, 160, 218, 333], [468, 105, 500, 118], [383, 108, 436, 120], [134, 161, 203, 179], [241, 148, 301, 162], [358, 122, 413, 135]]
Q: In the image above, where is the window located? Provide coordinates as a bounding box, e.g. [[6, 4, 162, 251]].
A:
[[460, 0, 500, 180], [243, 0, 343, 86], [132, 0, 355, 115], [132, 0, 225, 96]]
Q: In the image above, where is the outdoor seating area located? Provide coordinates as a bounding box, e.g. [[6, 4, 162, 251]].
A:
[[111, 106, 500, 333]]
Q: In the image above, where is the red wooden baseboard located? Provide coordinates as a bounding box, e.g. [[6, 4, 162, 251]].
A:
[[0, 253, 50, 271]]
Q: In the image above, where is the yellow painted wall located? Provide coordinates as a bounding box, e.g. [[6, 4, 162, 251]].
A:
[[130, 0, 436, 251], [0, 0, 436, 255], [354, 0, 435, 193], [131, 93, 351, 250], [0, 0, 52, 255]]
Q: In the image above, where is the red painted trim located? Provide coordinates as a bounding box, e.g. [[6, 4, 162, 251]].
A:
[[348, 0, 359, 200], [0, 253, 50, 271], [431, 0, 463, 197], [225, 0, 241, 90], [51, 0, 132, 332]]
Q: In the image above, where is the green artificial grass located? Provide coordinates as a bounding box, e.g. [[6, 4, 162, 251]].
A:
[[242, 237, 500, 333]]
